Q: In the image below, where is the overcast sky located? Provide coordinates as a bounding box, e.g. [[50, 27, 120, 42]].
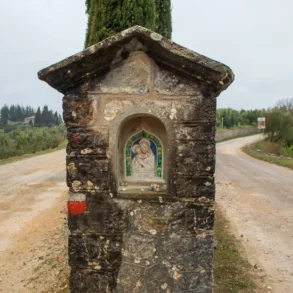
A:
[[0, 0, 292, 114]]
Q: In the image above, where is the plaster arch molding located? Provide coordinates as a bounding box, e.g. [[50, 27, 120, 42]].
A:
[[110, 110, 169, 185]]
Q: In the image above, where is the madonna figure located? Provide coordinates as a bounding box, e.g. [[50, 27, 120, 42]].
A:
[[131, 138, 156, 175]]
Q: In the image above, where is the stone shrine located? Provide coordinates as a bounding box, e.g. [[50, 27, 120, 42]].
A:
[[38, 26, 234, 293]]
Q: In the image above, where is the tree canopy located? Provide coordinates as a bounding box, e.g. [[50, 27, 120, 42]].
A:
[[0, 104, 62, 127], [85, 0, 172, 47]]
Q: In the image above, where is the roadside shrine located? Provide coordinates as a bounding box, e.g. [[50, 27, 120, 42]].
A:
[[38, 26, 234, 293]]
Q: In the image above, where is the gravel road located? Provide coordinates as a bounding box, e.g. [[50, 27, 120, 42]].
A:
[[216, 135, 293, 293], [0, 136, 292, 292], [0, 150, 68, 293]]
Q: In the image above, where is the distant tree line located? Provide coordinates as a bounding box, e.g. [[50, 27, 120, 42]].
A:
[[216, 108, 264, 128], [217, 98, 293, 150], [0, 104, 62, 126], [264, 98, 293, 146]]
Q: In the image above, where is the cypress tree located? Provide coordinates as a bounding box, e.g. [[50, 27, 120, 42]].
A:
[[9, 105, 17, 122], [1, 105, 9, 125], [155, 0, 172, 39], [35, 107, 42, 127], [84, 0, 171, 48], [41, 105, 51, 126], [58, 114, 63, 125]]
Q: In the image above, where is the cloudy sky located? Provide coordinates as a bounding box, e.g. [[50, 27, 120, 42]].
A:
[[0, 0, 292, 114]]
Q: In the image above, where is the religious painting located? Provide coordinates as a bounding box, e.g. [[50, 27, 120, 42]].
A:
[[125, 130, 163, 180]]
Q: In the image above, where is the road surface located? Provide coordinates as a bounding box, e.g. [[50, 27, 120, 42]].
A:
[[0, 150, 68, 293], [0, 136, 292, 292], [216, 135, 293, 293]]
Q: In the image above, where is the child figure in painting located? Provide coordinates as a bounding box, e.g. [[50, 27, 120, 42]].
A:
[[132, 144, 147, 169]]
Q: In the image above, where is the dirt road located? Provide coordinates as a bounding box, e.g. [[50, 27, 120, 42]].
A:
[[0, 150, 68, 293], [0, 136, 292, 292], [216, 135, 293, 293]]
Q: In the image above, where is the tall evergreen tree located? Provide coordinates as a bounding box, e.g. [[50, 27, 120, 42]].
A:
[[85, 0, 172, 47], [58, 114, 63, 125], [155, 0, 172, 39], [9, 105, 17, 122], [35, 107, 42, 127], [41, 105, 51, 126], [1, 105, 9, 124], [16, 105, 24, 122]]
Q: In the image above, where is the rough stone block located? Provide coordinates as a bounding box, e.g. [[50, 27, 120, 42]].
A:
[[122, 233, 158, 266], [68, 198, 129, 234], [153, 65, 200, 95], [175, 154, 215, 176], [115, 263, 146, 293], [175, 124, 216, 141], [66, 156, 109, 192], [173, 270, 213, 293], [69, 234, 122, 271], [143, 264, 174, 292], [63, 95, 94, 126], [67, 127, 108, 156], [129, 202, 214, 235], [174, 176, 215, 199], [160, 234, 214, 270], [178, 97, 216, 124], [70, 269, 116, 293]]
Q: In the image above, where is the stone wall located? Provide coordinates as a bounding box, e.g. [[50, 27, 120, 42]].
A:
[[215, 127, 258, 142], [65, 52, 217, 293]]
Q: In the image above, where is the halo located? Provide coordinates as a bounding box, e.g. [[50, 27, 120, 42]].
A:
[[139, 138, 151, 146]]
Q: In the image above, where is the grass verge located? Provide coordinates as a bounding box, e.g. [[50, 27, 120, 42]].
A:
[[243, 141, 293, 170], [0, 140, 67, 166], [214, 208, 258, 293]]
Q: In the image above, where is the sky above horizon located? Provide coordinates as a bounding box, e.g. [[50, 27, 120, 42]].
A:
[[0, 0, 292, 114]]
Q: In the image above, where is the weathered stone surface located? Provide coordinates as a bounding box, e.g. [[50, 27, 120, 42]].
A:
[[66, 156, 109, 192], [38, 25, 234, 293], [70, 269, 117, 293], [67, 127, 108, 156], [178, 96, 217, 124], [63, 95, 94, 127], [129, 202, 214, 234], [174, 176, 215, 199], [173, 270, 213, 293], [38, 26, 234, 94], [175, 124, 216, 141], [153, 65, 200, 95], [69, 234, 122, 271], [68, 198, 129, 234]]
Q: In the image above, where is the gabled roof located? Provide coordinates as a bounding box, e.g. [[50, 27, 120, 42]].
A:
[[38, 26, 234, 94]]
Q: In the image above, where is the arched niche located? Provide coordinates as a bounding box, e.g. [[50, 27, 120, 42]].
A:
[[118, 115, 167, 185]]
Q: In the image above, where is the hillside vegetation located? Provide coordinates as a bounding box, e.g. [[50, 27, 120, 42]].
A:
[[243, 98, 293, 168], [0, 104, 65, 160], [0, 125, 66, 160]]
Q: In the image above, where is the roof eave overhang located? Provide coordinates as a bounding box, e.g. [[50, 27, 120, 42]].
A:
[[38, 26, 234, 95]]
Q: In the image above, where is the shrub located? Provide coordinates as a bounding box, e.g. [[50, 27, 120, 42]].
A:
[[0, 126, 66, 160]]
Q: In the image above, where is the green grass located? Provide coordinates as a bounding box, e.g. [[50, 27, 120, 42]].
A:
[[243, 140, 293, 170], [214, 208, 257, 293], [0, 140, 67, 166]]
